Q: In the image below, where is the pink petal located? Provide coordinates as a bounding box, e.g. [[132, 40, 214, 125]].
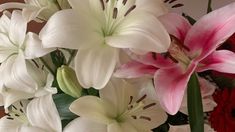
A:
[[154, 63, 196, 115], [126, 51, 175, 68], [184, 2, 235, 61], [114, 60, 158, 78], [196, 50, 235, 73], [158, 13, 191, 42]]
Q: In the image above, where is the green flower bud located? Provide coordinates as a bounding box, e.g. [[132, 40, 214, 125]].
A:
[[57, 65, 82, 98]]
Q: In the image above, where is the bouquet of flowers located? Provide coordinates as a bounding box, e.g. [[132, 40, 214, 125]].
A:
[[0, 0, 234, 131]]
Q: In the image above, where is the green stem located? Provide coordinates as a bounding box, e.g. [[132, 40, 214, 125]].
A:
[[67, 50, 77, 66], [40, 57, 56, 76]]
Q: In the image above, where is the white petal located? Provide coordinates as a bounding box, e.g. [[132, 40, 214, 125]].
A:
[[64, 117, 107, 132], [19, 125, 46, 132], [1, 86, 33, 109], [0, 33, 17, 63], [108, 122, 139, 132], [39, 9, 102, 50], [136, 0, 168, 17], [106, 12, 170, 53], [69, 96, 115, 124], [0, 52, 37, 93], [9, 10, 27, 46], [100, 78, 137, 115], [0, 13, 11, 33], [0, 116, 22, 132], [24, 32, 55, 59], [26, 95, 62, 132], [75, 46, 118, 89]]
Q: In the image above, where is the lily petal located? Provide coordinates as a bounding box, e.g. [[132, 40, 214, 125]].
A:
[[159, 13, 191, 41], [26, 95, 62, 132], [0, 116, 22, 132], [197, 50, 235, 73], [64, 117, 107, 132], [114, 60, 157, 78], [100, 78, 137, 116], [0, 52, 37, 93], [136, 0, 168, 17], [39, 9, 102, 50], [69, 96, 115, 125], [106, 11, 170, 53], [19, 125, 45, 132], [0, 12, 10, 33], [0, 86, 33, 109], [108, 121, 138, 132], [24, 32, 55, 59], [9, 10, 27, 46], [75, 46, 118, 89], [184, 2, 235, 61], [0, 33, 17, 63], [154, 63, 196, 115]]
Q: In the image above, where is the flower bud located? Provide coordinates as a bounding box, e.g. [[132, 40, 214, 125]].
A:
[[57, 65, 82, 98]]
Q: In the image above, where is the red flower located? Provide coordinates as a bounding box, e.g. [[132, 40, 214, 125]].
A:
[[209, 88, 235, 132]]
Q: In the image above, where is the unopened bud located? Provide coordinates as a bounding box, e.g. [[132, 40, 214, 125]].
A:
[[57, 66, 82, 98]]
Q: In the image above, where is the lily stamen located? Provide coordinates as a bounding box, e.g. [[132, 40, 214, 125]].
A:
[[113, 8, 118, 19], [136, 94, 147, 103], [123, 0, 127, 5], [124, 5, 136, 16], [100, 0, 105, 10], [143, 103, 157, 110]]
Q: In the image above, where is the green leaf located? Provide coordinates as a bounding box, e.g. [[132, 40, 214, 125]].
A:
[[53, 94, 78, 120], [87, 87, 99, 97], [182, 13, 196, 25], [207, 0, 213, 13], [187, 73, 204, 132]]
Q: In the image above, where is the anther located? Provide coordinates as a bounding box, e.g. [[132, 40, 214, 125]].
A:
[[131, 115, 137, 119], [12, 105, 17, 110], [136, 94, 147, 103], [100, 0, 105, 10], [123, 0, 127, 5], [20, 101, 23, 107], [129, 96, 133, 104], [171, 35, 190, 51], [139, 116, 151, 121], [15, 114, 20, 117], [172, 3, 184, 8], [106, 0, 109, 3], [20, 109, 24, 113], [152, 52, 157, 60], [113, 8, 118, 19], [143, 103, 156, 110], [7, 117, 14, 120], [165, 52, 179, 63], [124, 5, 136, 16]]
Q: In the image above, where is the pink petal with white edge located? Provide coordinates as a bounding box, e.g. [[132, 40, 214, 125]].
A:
[[184, 2, 235, 61], [114, 60, 157, 78], [196, 50, 235, 73], [159, 13, 191, 42], [154, 63, 196, 115]]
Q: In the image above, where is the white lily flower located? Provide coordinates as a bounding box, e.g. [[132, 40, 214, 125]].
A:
[[0, 95, 62, 132], [64, 78, 167, 132], [0, 11, 55, 108], [39, 0, 171, 89], [0, 0, 70, 22]]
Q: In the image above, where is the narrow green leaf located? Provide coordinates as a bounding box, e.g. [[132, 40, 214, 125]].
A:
[[187, 73, 204, 132], [207, 0, 213, 13]]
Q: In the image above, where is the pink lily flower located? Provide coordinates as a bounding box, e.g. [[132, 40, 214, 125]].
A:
[[115, 2, 235, 115]]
